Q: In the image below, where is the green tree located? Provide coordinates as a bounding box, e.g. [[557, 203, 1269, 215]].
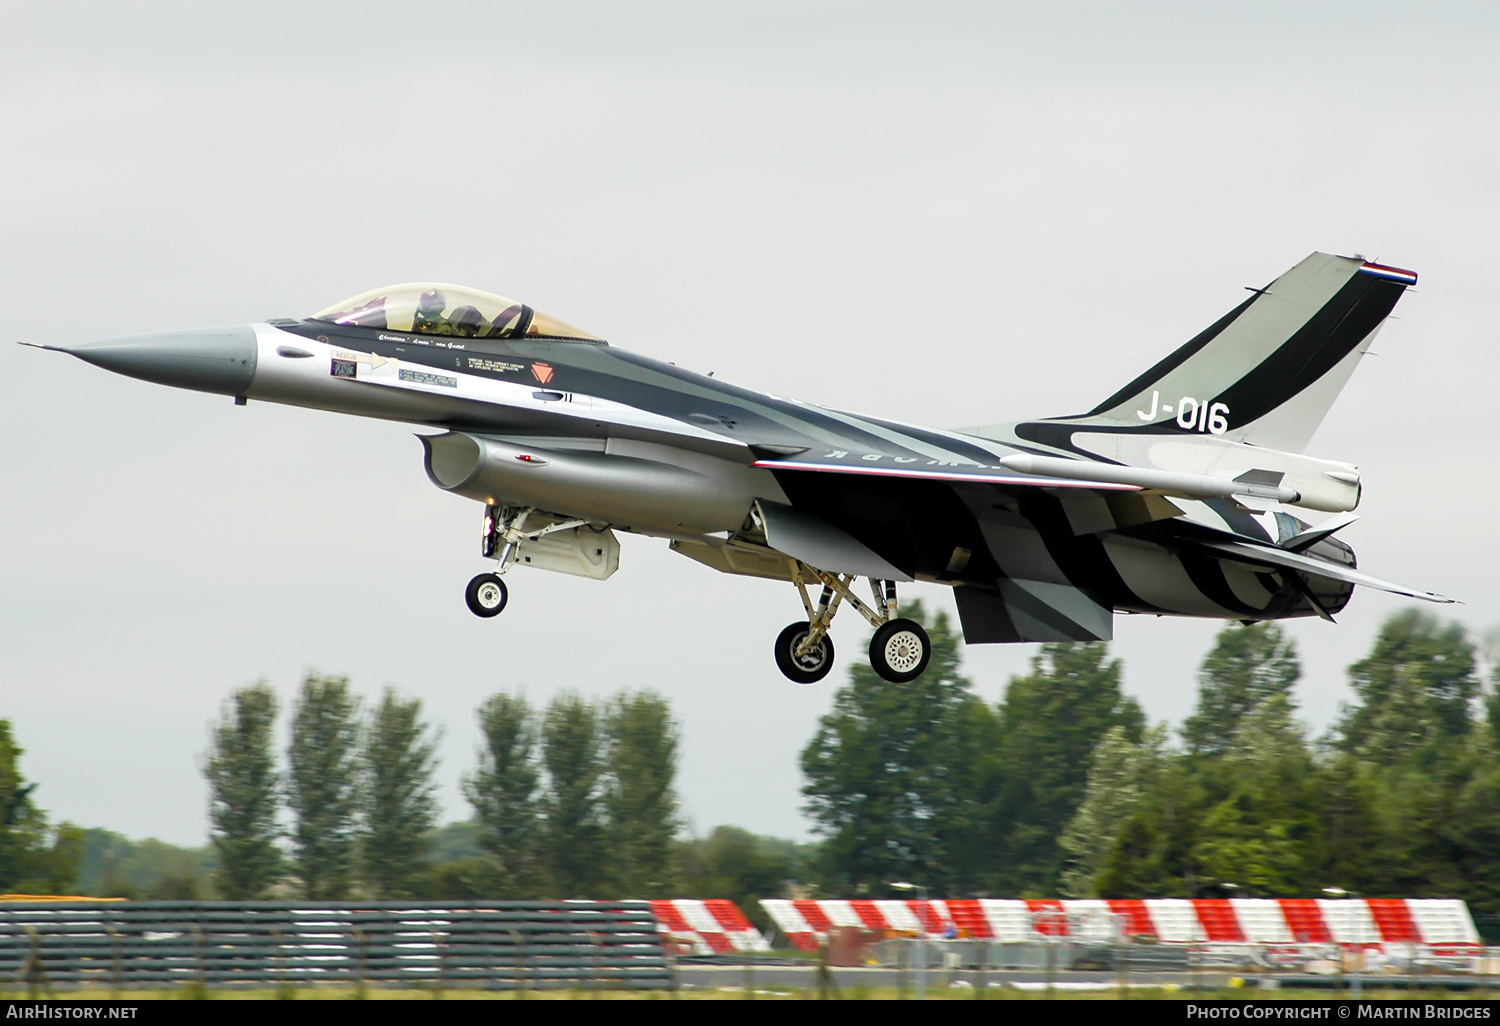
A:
[[676, 826, 812, 932], [1094, 758, 1209, 899], [426, 857, 496, 900], [1181, 623, 1300, 756], [1058, 723, 1169, 896], [0, 720, 83, 895], [286, 673, 362, 899], [1188, 695, 1320, 895], [1351, 666, 1446, 767], [1339, 610, 1478, 762], [1090, 614, 1500, 917], [0, 719, 43, 889], [462, 693, 541, 897], [991, 641, 1144, 894], [540, 692, 607, 896], [800, 601, 997, 894], [361, 688, 441, 898], [1484, 657, 1500, 750], [1443, 755, 1500, 917], [204, 684, 282, 899], [605, 691, 681, 895], [78, 830, 215, 899]]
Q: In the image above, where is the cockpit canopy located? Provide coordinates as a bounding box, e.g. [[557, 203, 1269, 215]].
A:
[[310, 283, 602, 342]]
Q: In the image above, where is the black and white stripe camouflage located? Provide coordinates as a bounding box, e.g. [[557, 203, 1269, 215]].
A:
[[268, 252, 1439, 644]]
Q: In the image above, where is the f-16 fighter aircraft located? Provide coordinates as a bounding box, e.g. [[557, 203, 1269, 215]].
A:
[[25, 252, 1450, 684]]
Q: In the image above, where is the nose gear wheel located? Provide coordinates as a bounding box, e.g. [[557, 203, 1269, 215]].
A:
[[869, 618, 932, 683], [465, 573, 508, 617]]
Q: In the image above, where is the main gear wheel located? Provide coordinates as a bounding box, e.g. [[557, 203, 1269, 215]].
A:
[[869, 618, 931, 682], [773, 622, 835, 685]]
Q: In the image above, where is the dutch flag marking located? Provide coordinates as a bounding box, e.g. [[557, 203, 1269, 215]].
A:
[[1358, 262, 1418, 286]]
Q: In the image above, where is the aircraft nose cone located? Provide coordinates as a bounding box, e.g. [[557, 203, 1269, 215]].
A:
[[63, 325, 258, 396]]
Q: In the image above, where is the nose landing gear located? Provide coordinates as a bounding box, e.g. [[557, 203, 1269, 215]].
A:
[[465, 504, 594, 618], [774, 564, 931, 685], [465, 573, 509, 617]]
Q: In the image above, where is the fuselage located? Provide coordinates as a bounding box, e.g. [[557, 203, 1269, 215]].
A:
[[39, 257, 1457, 664], [54, 308, 1351, 629]]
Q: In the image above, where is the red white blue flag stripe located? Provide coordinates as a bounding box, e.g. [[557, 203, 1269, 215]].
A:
[[1359, 262, 1418, 285]]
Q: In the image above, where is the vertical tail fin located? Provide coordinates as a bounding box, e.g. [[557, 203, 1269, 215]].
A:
[[1070, 252, 1415, 453]]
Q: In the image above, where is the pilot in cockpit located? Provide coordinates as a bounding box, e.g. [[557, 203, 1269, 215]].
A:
[[449, 305, 487, 337], [413, 288, 450, 335]]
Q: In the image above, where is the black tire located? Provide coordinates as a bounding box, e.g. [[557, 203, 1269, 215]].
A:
[[773, 622, 835, 685], [869, 618, 931, 683], [465, 573, 509, 617]]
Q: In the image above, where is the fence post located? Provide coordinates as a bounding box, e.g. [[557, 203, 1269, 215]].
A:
[[816, 942, 839, 1000], [352, 927, 367, 1000], [271, 927, 292, 1000], [1045, 928, 1056, 999], [431, 930, 447, 999], [509, 929, 527, 999], [589, 930, 602, 998], [743, 940, 754, 1000], [916, 930, 926, 1001], [21, 925, 52, 1000], [191, 924, 207, 999], [668, 931, 678, 999], [107, 923, 122, 999]]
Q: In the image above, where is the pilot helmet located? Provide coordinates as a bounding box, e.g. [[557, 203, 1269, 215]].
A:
[[417, 289, 447, 315]]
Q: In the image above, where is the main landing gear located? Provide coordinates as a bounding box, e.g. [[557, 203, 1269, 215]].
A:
[[464, 504, 593, 618], [773, 563, 931, 685]]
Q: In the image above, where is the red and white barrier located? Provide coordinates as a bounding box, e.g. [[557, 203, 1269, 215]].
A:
[[759, 898, 1480, 952], [649, 899, 769, 955]]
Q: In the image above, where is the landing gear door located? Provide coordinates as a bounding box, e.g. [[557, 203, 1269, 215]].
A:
[[515, 524, 620, 580]]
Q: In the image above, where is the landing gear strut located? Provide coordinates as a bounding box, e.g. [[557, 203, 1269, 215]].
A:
[[773, 564, 932, 685], [465, 503, 592, 618]]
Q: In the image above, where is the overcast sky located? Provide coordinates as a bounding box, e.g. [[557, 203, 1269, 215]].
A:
[[2, 2, 1497, 849]]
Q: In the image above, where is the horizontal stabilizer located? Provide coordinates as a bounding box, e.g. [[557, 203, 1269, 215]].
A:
[[1195, 537, 1453, 604], [1281, 513, 1359, 552]]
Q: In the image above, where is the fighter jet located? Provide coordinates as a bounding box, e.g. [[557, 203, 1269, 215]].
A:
[[25, 252, 1449, 684]]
